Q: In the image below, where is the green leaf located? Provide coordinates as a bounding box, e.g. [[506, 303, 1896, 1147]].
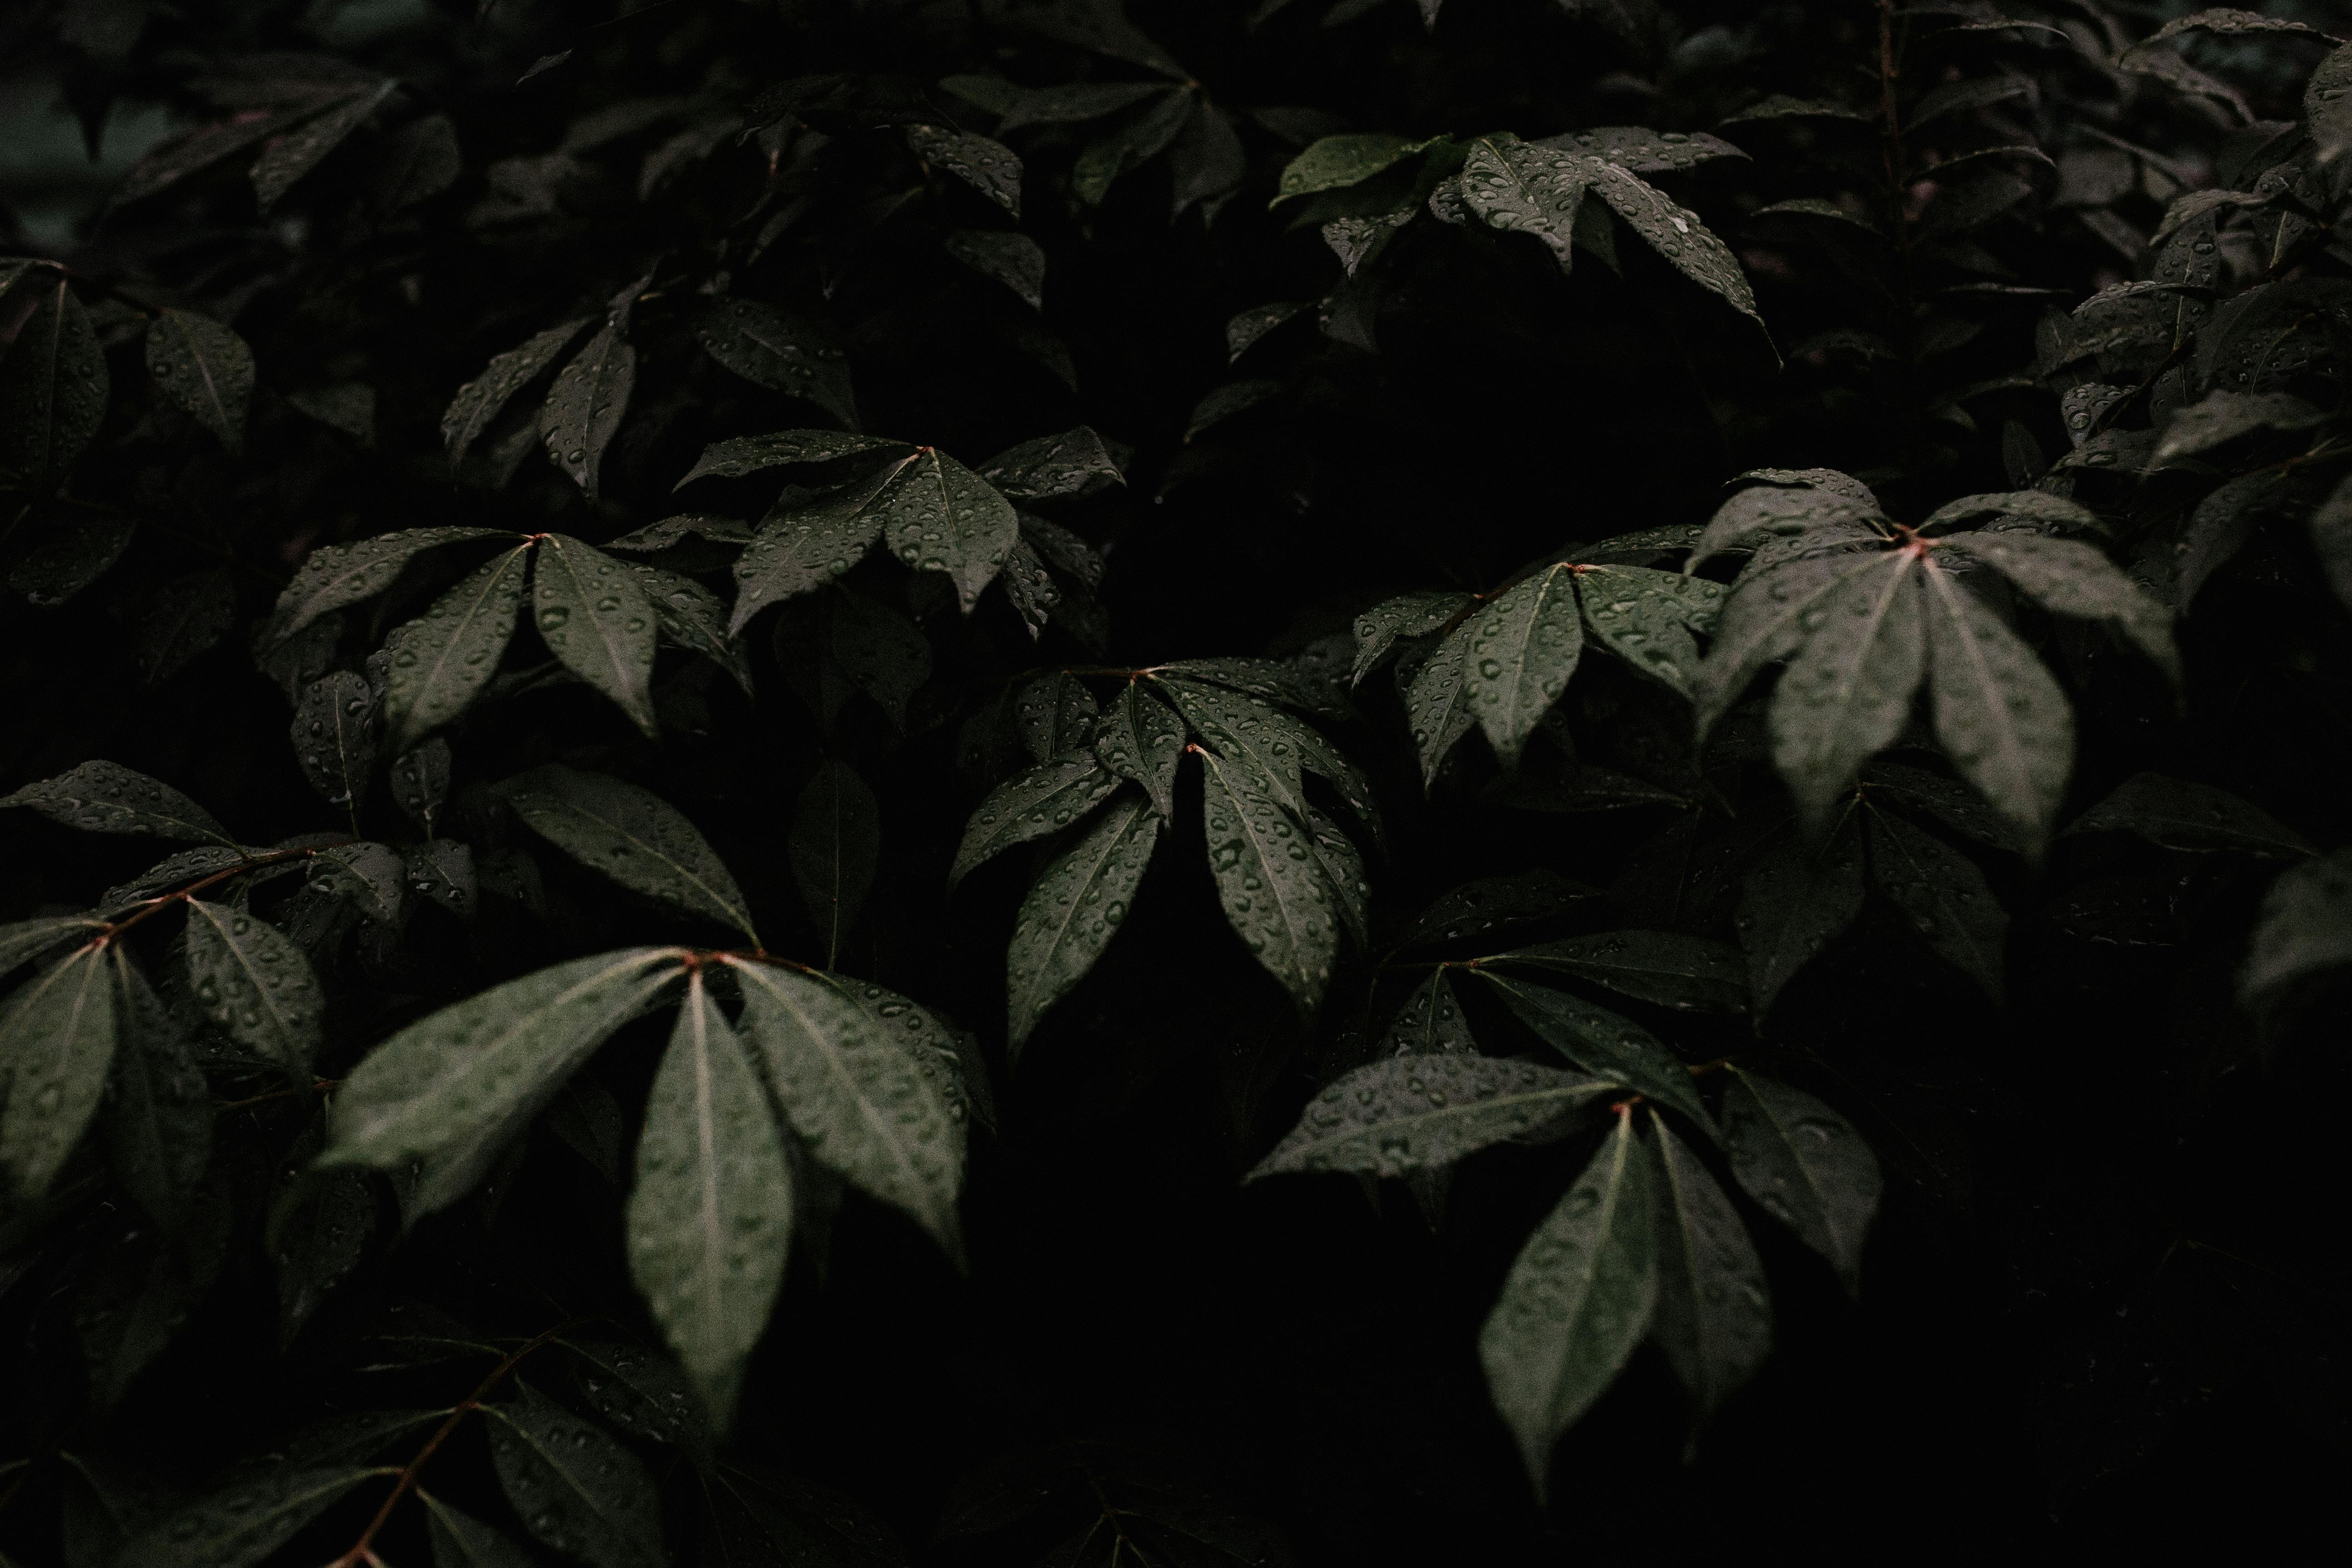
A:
[[0, 940, 118, 1202], [1575, 564, 1724, 698], [487, 1381, 666, 1568], [531, 534, 660, 736], [1250, 1054, 1609, 1180], [1404, 622, 1479, 785], [390, 738, 453, 834], [2239, 848, 2352, 1021], [627, 972, 793, 1429], [908, 123, 1023, 215], [1585, 158, 1765, 333], [1274, 132, 1430, 204], [1459, 135, 1590, 270], [103, 949, 209, 1226], [979, 426, 1123, 501], [606, 514, 755, 553], [1197, 749, 1339, 1013], [1382, 968, 1478, 1056], [693, 300, 857, 426], [1094, 681, 1186, 817], [1302, 803, 1372, 948], [0, 759, 232, 843], [1161, 677, 1315, 813], [184, 899, 324, 1077], [1074, 87, 1196, 204], [1940, 532, 2178, 681], [1768, 553, 1925, 827], [0, 915, 105, 981], [539, 321, 636, 501], [124, 1467, 389, 1568], [309, 841, 407, 925], [1864, 806, 2007, 1001], [878, 446, 1021, 614], [1015, 672, 1097, 761], [1861, 761, 2024, 854], [267, 527, 515, 645], [1480, 1110, 1658, 1497], [2178, 469, 2286, 609], [502, 764, 756, 941], [0, 272, 107, 496], [1352, 590, 1471, 686], [9, 513, 136, 606], [2068, 772, 2314, 857], [1486, 932, 1748, 1013], [829, 588, 932, 727], [381, 543, 531, 752], [1920, 565, 2074, 849], [145, 309, 255, 456], [323, 948, 685, 1217], [1647, 1109, 1771, 1422], [1461, 563, 1583, 769], [1007, 791, 1161, 1053], [1690, 485, 1885, 573], [987, 80, 1166, 132], [945, 230, 1046, 309], [789, 760, 880, 967], [630, 561, 753, 693], [553, 1336, 709, 1449], [677, 430, 911, 487], [1720, 1067, 1881, 1294], [2154, 390, 2325, 461], [724, 957, 966, 1259], [1736, 817, 1866, 1016], [1475, 970, 1712, 1128], [950, 754, 1123, 886], [291, 671, 377, 810], [442, 320, 590, 465], [424, 1495, 540, 1568], [251, 80, 393, 209], [1156, 655, 1349, 718], [730, 456, 915, 634]]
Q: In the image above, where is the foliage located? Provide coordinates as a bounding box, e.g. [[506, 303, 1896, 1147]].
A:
[[1, 0, 2349, 1561]]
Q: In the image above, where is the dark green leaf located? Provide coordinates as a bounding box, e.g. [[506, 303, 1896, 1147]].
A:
[[1093, 681, 1186, 817], [268, 527, 515, 645], [0, 759, 232, 843], [1575, 564, 1723, 697], [531, 534, 659, 736], [2068, 772, 2313, 857], [443, 321, 590, 464], [1769, 553, 1925, 827], [291, 671, 377, 810], [2241, 849, 2352, 1020], [1940, 532, 2178, 681], [103, 949, 209, 1227], [730, 457, 915, 634], [124, 1467, 387, 1568], [725, 957, 966, 1259], [1459, 135, 1590, 270], [425, 1495, 540, 1568], [830, 589, 932, 727], [380, 543, 531, 752], [487, 1381, 666, 1568], [0, 915, 105, 980], [1720, 1067, 1881, 1293], [308, 840, 407, 925], [1647, 1109, 1770, 1422], [0, 272, 107, 496], [694, 301, 857, 426], [1273, 132, 1430, 204], [1480, 1110, 1657, 1497], [7, 948, 125, 1199], [502, 764, 756, 941], [878, 447, 1021, 614], [1475, 970, 1711, 1127], [1351, 590, 1471, 686], [627, 972, 793, 1428], [1382, 967, 1477, 1056], [9, 513, 136, 606], [630, 561, 753, 692], [908, 123, 1023, 215], [789, 761, 880, 965], [184, 898, 324, 1076], [322, 948, 684, 1217], [1865, 807, 2007, 1001], [1487, 931, 1748, 1013], [951, 754, 1122, 886], [1197, 749, 1339, 1013], [678, 430, 910, 487], [979, 427, 1123, 500], [145, 309, 254, 456], [540, 322, 636, 501], [1460, 563, 1583, 769], [1072, 88, 1196, 205], [1252, 1053, 1608, 1180], [1736, 816, 1865, 1016], [1016, 673, 1097, 761], [1920, 565, 2074, 849], [251, 80, 393, 208], [1007, 791, 1160, 1053], [945, 230, 1045, 309]]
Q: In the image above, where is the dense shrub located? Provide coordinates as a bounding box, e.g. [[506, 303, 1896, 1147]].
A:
[[2, 1, 2348, 1561]]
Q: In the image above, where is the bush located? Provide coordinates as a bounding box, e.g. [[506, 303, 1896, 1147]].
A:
[[1, 1, 2347, 1562]]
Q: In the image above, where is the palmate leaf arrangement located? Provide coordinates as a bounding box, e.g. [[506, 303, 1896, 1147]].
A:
[[4, 0, 2352, 1560]]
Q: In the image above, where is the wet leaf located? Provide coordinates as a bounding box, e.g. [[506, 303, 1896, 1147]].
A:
[[103, 950, 209, 1226], [532, 534, 659, 736], [2069, 772, 2313, 857], [725, 957, 965, 1260], [0, 759, 232, 843], [1459, 135, 1590, 270], [1480, 1111, 1657, 1498], [1094, 681, 1186, 817], [1720, 1067, 1881, 1293], [291, 671, 377, 810], [425, 1495, 540, 1568], [380, 544, 531, 752], [268, 527, 515, 645], [945, 230, 1045, 309], [442, 321, 590, 464], [1920, 565, 2073, 849], [951, 754, 1122, 886], [124, 1466, 388, 1568], [628, 972, 793, 1428], [322, 948, 685, 1217], [1865, 807, 2007, 1001], [251, 80, 392, 208], [0, 939, 118, 1203], [979, 427, 1123, 501], [1576, 564, 1723, 698], [1073, 88, 1196, 205], [908, 123, 1023, 215], [503, 764, 755, 941], [1273, 132, 1429, 204], [0, 272, 108, 496], [1941, 531, 2178, 681], [694, 301, 857, 426], [144, 309, 254, 455], [630, 562, 752, 692], [389, 738, 453, 834], [830, 589, 932, 727], [308, 840, 407, 924], [184, 898, 324, 1076], [487, 1381, 666, 1568], [0, 915, 106, 980], [1007, 791, 1160, 1053], [1736, 817, 1865, 1016], [1474, 970, 1711, 1127], [9, 513, 136, 605], [1250, 1054, 1609, 1179], [1768, 554, 1925, 828], [1197, 749, 1338, 1013], [1382, 968, 1478, 1057], [677, 430, 911, 487], [1460, 564, 1582, 768], [1487, 931, 1748, 1013], [1352, 590, 1470, 686], [731, 457, 915, 634], [878, 447, 1021, 614], [1647, 1109, 1770, 1422], [540, 322, 636, 501]]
